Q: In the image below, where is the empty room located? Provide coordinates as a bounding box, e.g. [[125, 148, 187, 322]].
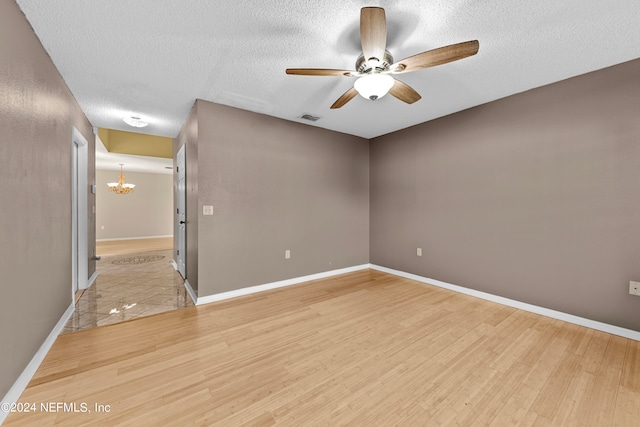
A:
[[1, 0, 639, 425]]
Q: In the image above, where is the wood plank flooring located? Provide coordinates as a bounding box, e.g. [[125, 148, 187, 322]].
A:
[[96, 237, 173, 256], [5, 269, 640, 426]]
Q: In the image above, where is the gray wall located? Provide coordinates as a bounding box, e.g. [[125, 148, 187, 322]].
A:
[[96, 170, 173, 240], [0, 0, 95, 399], [192, 100, 370, 296], [371, 58, 640, 331]]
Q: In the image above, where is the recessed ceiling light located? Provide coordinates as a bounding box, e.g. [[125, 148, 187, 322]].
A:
[[123, 116, 148, 128]]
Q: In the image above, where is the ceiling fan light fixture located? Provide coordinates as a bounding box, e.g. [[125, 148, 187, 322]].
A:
[[123, 116, 148, 128], [354, 73, 394, 100], [285, 7, 478, 109]]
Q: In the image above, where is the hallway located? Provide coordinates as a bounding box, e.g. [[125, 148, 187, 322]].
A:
[[62, 239, 193, 333]]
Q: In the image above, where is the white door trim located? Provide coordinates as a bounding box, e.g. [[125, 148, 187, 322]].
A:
[[72, 127, 89, 298], [176, 145, 186, 278]]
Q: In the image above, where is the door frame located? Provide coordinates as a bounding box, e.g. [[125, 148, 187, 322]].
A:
[[176, 145, 186, 278], [72, 127, 89, 299]]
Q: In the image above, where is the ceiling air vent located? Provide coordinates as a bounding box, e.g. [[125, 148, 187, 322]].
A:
[[299, 113, 321, 122]]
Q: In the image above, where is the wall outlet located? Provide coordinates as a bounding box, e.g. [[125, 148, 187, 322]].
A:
[[630, 281, 640, 296], [101, 225, 104, 230], [203, 205, 214, 216], [417, 248, 422, 256], [285, 250, 290, 259]]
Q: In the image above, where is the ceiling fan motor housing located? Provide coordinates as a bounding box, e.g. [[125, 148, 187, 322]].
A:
[[356, 50, 394, 74]]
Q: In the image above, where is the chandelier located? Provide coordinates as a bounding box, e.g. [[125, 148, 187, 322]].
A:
[[107, 164, 135, 195]]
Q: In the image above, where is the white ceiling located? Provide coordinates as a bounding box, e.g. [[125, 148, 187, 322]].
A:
[[16, 0, 640, 139]]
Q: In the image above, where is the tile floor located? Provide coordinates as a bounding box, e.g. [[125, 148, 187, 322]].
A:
[[62, 249, 194, 333]]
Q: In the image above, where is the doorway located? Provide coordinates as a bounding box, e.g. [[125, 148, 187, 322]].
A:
[[64, 131, 194, 333], [176, 145, 186, 278], [71, 127, 89, 299]]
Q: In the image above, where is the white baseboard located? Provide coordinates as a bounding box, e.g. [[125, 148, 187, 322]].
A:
[[96, 235, 173, 242], [172, 261, 193, 304], [184, 279, 198, 306], [87, 271, 99, 289], [0, 303, 75, 425], [196, 264, 371, 306], [370, 264, 640, 342]]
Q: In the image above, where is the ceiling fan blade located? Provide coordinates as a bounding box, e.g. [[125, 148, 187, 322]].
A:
[[330, 87, 358, 109], [389, 79, 421, 104], [360, 7, 387, 62], [391, 40, 479, 74], [286, 68, 354, 77]]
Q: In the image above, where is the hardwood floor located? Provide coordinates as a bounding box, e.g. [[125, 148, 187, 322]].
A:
[[96, 237, 173, 256], [5, 269, 640, 426]]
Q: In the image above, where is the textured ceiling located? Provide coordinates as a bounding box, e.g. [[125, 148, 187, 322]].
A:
[[16, 0, 640, 139]]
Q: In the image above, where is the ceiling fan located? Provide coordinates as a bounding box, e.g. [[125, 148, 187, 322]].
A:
[[286, 7, 479, 109]]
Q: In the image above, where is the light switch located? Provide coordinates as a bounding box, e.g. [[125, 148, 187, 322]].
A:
[[203, 205, 214, 216]]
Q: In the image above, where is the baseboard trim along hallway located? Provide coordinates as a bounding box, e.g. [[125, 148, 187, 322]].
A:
[[96, 235, 173, 242], [87, 271, 99, 288], [0, 303, 75, 425], [183, 279, 197, 306]]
